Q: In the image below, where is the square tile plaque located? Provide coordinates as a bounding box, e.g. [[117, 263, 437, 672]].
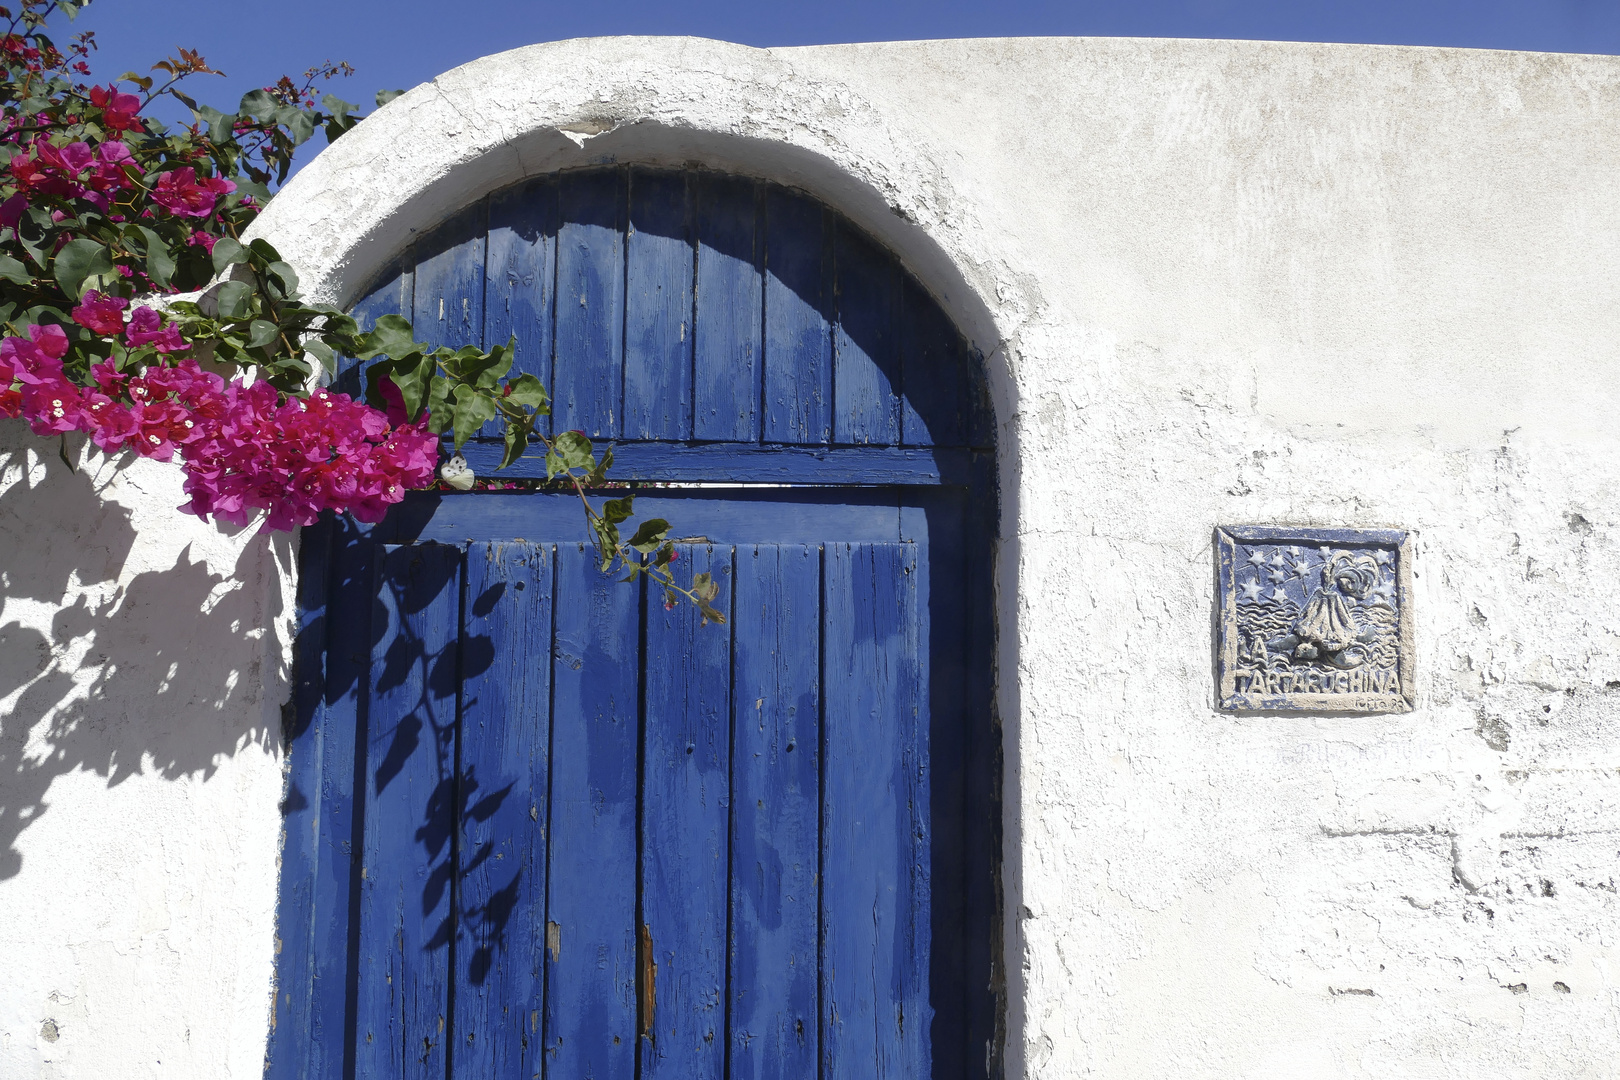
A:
[[1216, 526, 1414, 713]]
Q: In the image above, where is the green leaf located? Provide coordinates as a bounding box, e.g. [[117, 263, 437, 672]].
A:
[[356, 313, 421, 361], [304, 340, 336, 373], [363, 357, 397, 409], [247, 238, 282, 267], [421, 370, 451, 429], [246, 319, 280, 349], [275, 104, 316, 146], [322, 93, 359, 121], [590, 518, 620, 572], [393, 355, 437, 421], [466, 345, 514, 389], [690, 570, 726, 625], [376, 89, 406, 108], [0, 254, 30, 285], [214, 279, 254, 320], [265, 261, 299, 298], [628, 518, 670, 553], [553, 430, 595, 470], [197, 105, 236, 146], [503, 372, 549, 410], [210, 237, 248, 275], [52, 239, 114, 299], [133, 226, 177, 289], [499, 424, 529, 470], [238, 88, 277, 124], [603, 496, 636, 525], [450, 383, 498, 449]]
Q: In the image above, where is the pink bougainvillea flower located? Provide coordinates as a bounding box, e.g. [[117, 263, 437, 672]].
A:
[[28, 322, 68, 360], [95, 140, 135, 169], [0, 192, 28, 229], [124, 306, 187, 352], [187, 231, 217, 254], [90, 85, 143, 133], [3, 317, 437, 532], [72, 290, 129, 336], [150, 168, 234, 218]]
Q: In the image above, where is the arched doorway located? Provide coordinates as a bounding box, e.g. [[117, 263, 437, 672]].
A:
[[270, 166, 997, 1079]]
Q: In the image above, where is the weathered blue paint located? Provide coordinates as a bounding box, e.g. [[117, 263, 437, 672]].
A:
[[554, 170, 626, 439], [356, 543, 461, 1079], [640, 544, 733, 1080], [486, 180, 558, 440], [729, 544, 821, 1080], [821, 542, 927, 1079], [625, 169, 694, 442], [763, 187, 833, 446], [331, 165, 989, 454], [453, 542, 554, 1077], [545, 542, 641, 1079], [275, 167, 999, 1080], [832, 222, 901, 447], [694, 173, 763, 442]]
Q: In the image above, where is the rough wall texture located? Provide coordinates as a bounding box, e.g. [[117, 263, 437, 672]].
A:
[[3, 33, 1618, 1078], [0, 432, 293, 1078]]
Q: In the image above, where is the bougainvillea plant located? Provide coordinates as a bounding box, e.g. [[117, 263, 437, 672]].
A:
[[0, 0, 723, 621]]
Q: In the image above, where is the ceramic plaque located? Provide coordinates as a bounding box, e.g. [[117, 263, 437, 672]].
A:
[[1216, 526, 1414, 713]]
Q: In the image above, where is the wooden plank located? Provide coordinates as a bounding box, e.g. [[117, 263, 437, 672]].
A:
[[959, 479, 1000, 1077], [453, 542, 555, 1077], [821, 542, 927, 1080], [966, 346, 995, 450], [377, 490, 904, 550], [832, 222, 901, 446], [729, 544, 821, 1080], [899, 276, 965, 448], [763, 186, 833, 445], [694, 172, 763, 442], [265, 515, 331, 1080], [640, 545, 733, 1080], [544, 542, 640, 1079], [456, 441, 971, 486], [355, 543, 462, 1079], [903, 497, 967, 1077], [625, 168, 694, 441], [487, 178, 559, 439], [412, 201, 487, 352], [554, 169, 626, 439], [309, 517, 379, 1080]]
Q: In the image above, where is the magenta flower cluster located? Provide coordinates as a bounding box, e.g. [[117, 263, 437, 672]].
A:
[[1, 134, 233, 228], [3, 137, 141, 222], [0, 301, 439, 531]]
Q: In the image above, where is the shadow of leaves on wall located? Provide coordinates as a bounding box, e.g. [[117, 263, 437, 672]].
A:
[[0, 424, 288, 880]]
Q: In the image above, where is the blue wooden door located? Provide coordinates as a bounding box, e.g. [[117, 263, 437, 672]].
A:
[[271, 168, 997, 1080]]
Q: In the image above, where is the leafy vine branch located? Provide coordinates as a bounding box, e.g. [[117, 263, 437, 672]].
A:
[[0, 0, 723, 623]]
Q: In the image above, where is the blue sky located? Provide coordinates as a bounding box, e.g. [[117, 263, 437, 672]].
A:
[[65, 0, 1620, 144]]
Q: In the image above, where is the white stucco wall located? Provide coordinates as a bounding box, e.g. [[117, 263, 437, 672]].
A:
[[4, 33, 1619, 1078]]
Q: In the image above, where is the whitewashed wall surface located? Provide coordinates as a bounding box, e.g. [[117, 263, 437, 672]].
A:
[[4, 33, 1620, 1079]]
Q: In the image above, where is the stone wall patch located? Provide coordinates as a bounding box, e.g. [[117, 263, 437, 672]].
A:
[[1216, 526, 1414, 713]]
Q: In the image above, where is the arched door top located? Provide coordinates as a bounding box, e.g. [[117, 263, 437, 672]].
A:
[[341, 166, 993, 484]]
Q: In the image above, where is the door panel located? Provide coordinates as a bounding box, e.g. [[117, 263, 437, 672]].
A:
[[821, 542, 926, 1080], [454, 542, 554, 1076], [544, 542, 642, 1079], [729, 545, 821, 1080], [278, 165, 997, 1080], [357, 543, 461, 1078], [276, 489, 991, 1080], [641, 544, 733, 1080]]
